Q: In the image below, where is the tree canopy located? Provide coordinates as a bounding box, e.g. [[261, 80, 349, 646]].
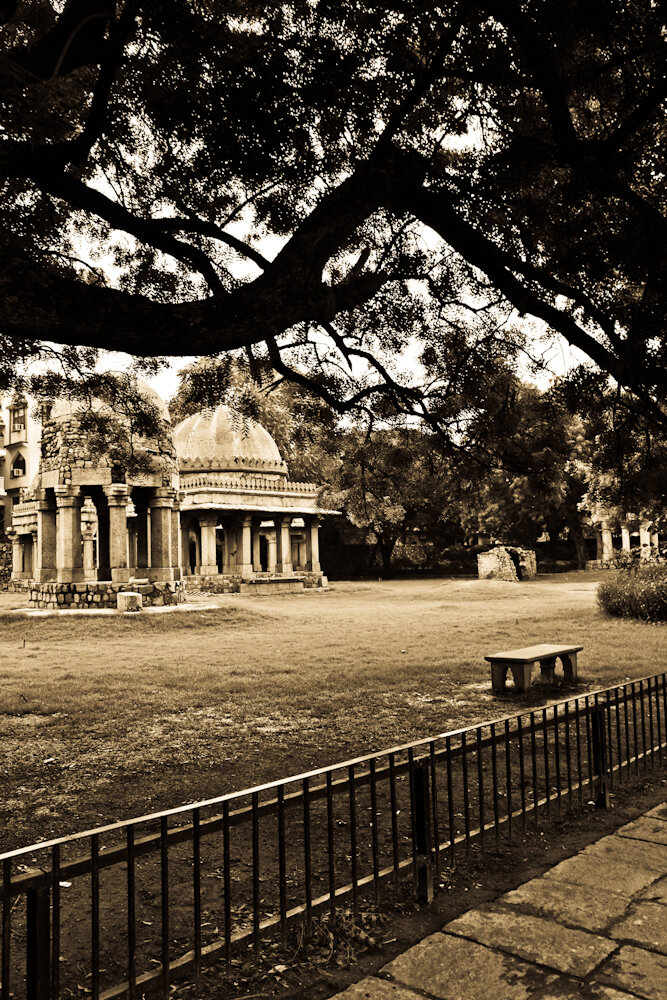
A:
[[1, 1, 666, 427]]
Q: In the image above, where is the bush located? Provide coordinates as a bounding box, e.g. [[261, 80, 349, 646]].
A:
[[598, 564, 667, 621]]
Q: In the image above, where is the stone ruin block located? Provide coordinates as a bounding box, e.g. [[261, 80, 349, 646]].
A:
[[477, 545, 537, 582]]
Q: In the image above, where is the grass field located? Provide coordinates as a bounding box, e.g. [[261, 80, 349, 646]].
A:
[[1, 573, 665, 851]]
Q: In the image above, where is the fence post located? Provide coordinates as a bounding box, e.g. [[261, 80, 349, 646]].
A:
[[591, 700, 610, 809], [410, 758, 434, 903], [26, 873, 50, 1000]]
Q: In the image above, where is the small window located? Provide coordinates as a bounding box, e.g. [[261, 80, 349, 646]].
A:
[[11, 452, 26, 478]]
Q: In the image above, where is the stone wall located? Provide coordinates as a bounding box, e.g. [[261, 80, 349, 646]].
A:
[[183, 571, 325, 594], [477, 546, 537, 582], [29, 580, 185, 609]]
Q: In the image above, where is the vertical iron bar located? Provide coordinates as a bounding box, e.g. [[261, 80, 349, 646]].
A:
[[647, 677, 655, 766], [326, 772, 336, 926], [369, 759, 380, 901], [445, 736, 455, 866], [408, 748, 418, 873], [476, 728, 485, 850], [504, 719, 512, 842], [193, 808, 201, 985], [662, 672, 667, 754], [26, 877, 50, 1000], [223, 801, 232, 971], [530, 712, 539, 830], [639, 679, 648, 772], [302, 779, 313, 937], [160, 816, 169, 999], [542, 708, 551, 820], [91, 833, 100, 1000], [411, 760, 433, 903], [490, 723, 500, 849], [564, 702, 573, 807], [252, 791, 261, 957], [553, 705, 562, 816], [605, 691, 614, 788], [655, 674, 663, 764], [632, 682, 639, 774], [614, 688, 623, 783], [575, 698, 583, 805], [51, 845, 60, 1000], [461, 733, 471, 855], [277, 787, 287, 950], [1, 860, 10, 1000], [517, 716, 527, 833], [624, 684, 631, 775], [127, 827, 136, 1000], [592, 694, 610, 808], [389, 754, 400, 880], [585, 695, 594, 795], [348, 764, 358, 918], [429, 743, 440, 879]]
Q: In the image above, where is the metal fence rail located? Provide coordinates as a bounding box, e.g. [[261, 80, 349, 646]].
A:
[[2, 672, 666, 1000]]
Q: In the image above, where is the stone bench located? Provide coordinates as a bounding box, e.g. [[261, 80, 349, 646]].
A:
[[485, 643, 582, 694]]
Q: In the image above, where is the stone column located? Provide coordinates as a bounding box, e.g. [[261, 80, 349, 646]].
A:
[[198, 515, 219, 575], [651, 527, 660, 558], [104, 484, 131, 583], [600, 521, 614, 564], [639, 522, 652, 561], [240, 515, 254, 577], [54, 485, 83, 583], [267, 529, 277, 574], [595, 529, 603, 562], [620, 522, 631, 553], [222, 522, 232, 574], [34, 492, 57, 583], [305, 516, 321, 572], [171, 505, 182, 580], [148, 488, 175, 581], [7, 528, 22, 581], [275, 516, 293, 575], [252, 523, 262, 572], [82, 527, 96, 580]]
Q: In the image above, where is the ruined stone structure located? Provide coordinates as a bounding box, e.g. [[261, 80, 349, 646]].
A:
[[477, 545, 537, 582], [7, 385, 330, 606]]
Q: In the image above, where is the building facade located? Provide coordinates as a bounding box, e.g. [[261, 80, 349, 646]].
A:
[[6, 386, 330, 605]]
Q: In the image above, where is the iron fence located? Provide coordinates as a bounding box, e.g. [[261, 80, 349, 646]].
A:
[[1, 671, 666, 1000]]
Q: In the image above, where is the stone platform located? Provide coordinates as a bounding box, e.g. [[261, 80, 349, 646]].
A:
[[28, 580, 185, 609], [333, 800, 667, 1000]]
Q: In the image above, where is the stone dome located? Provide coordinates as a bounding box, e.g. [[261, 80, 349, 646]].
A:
[[174, 405, 287, 475], [47, 376, 171, 424]]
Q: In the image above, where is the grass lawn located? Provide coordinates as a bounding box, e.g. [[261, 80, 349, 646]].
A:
[[1, 573, 665, 851]]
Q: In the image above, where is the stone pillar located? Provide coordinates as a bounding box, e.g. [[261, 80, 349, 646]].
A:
[[148, 489, 175, 581], [595, 529, 603, 562], [171, 506, 182, 580], [252, 523, 262, 572], [267, 530, 277, 574], [34, 493, 57, 583], [306, 516, 321, 573], [54, 485, 83, 583], [7, 528, 22, 580], [221, 523, 232, 574], [297, 538, 307, 570], [620, 522, 631, 553], [275, 516, 293, 575], [600, 521, 614, 564], [240, 515, 253, 577], [127, 523, 138, 576], [104, 484, 130, 583], [198, 515, 219, 575], [639, 522, 652, 561], [82, 528, 96, 581], [181, 522, 191, 575]]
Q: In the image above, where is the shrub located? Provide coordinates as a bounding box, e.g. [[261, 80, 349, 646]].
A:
[[598, 564, 667, 621]]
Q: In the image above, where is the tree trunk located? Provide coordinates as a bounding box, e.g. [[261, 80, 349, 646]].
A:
[[567, 511, 589, 569], [378, 536, 397, 577]]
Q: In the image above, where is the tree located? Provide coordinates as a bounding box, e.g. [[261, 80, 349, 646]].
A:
[[321, 427, 458, 574], [1, 2, 666, 429]]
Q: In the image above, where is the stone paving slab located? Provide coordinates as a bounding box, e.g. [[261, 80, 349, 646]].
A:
[[496, 877, 630, 933], [610, 900, 667, 954], [381, 933, 557, 1000], [532, 981, 644, 999], [583, 833, 667, 872], [596, 945, 667, 1000], [443, 907, 616, 978], [639, 875, 667, 905], [645, 802, 667, 822], [328, 978, 424, 1000], [543, 850, 660, 896], [617, 816, 667, 846]]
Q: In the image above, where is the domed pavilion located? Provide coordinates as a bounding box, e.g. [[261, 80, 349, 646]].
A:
[[8, 388, 330, 605], [175, 405, 326, 587]]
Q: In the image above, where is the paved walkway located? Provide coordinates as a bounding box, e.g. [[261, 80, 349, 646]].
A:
[[334, 800, 667, 1000]]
